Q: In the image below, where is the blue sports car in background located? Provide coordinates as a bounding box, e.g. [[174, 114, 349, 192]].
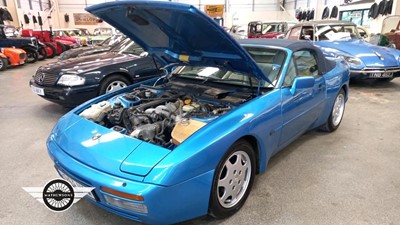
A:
[[46, 1, 350, 224], [286, 20, 400, 81]]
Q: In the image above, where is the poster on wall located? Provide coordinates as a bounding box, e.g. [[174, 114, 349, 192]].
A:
[[73, 13, 97, 25], [205, 5, 224, 18]]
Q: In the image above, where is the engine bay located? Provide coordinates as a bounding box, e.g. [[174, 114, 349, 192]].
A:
[[79, 82, 255, 149]]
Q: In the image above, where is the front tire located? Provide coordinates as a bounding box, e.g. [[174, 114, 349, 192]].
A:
[[209, 140, 256, 219], [38, 46, 48, 61], [44, 43, 57, 58], [0, 57, 8, 71], [98, 75, 131, 95], [55, 42, 67, 55], [320, 89, 346, 132], [24, 47, 39, 63]]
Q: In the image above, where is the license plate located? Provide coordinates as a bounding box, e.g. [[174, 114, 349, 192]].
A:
[[57, 169, 96, 200], [30, 86, 44, 96], [369, 72, 393, 78]]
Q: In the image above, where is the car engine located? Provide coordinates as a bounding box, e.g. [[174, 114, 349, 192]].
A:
[[79, 84, 239, 148]]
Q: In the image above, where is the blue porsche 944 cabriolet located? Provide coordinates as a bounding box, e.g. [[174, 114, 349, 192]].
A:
[[46, 1, 350, 224]]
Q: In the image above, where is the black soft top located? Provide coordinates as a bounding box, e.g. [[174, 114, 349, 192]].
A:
[[238, 39, 336, 74]]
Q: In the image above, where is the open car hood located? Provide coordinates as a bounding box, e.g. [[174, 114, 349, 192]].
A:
[[86, 1, 271, 83]]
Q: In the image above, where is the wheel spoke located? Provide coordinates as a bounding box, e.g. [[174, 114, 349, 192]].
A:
[[218, 176, 231, 188], [221, 186, 235, 203], [106, 81, 127, 93], [217, 150, 252, 209], [332, 94, 344, 126]]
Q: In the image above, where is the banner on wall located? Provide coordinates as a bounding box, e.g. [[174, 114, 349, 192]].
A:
[[205, 5, 224, 17], [73, 13, 97, 25]]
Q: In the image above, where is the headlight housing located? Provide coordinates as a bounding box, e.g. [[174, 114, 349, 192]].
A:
[[57, 74, 85, 86], [30, 37, 38, 47], [319, 47, 363, 67], [75, 38, 82, 46], [336, 54, 362, 67]]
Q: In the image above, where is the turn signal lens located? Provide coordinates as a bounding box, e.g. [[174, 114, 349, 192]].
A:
[[100, 186, 144, 201]]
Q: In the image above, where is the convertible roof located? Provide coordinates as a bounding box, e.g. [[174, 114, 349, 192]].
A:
[[238, 39, 336, 74], [238, 39, 315, 51]]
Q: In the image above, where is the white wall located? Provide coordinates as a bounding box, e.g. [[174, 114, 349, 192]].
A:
[[56, 0, 113, 32], [4, 0, 400, 33], [3, 0, 21, 27], [56, 0, 296, 29]]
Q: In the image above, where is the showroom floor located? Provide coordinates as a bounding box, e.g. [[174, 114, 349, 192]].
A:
[[1, 59, 399, 225]]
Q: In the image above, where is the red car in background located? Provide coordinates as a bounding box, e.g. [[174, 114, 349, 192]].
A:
[[21, 29, 78, 58], [52, 29, 88, 46], [248, 21, 295, 39], [52, 30, 83, 47], [382, 15, 400, 50]]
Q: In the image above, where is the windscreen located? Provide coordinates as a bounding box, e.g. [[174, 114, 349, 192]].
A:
[[316, 25, 360, 40], [174, 66, 258, 87]]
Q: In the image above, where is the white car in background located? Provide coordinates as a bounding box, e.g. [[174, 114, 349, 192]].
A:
[[228, 24, 248, 39]]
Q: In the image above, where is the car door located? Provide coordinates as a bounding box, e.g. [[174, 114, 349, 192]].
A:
[[278, 49, 326, 148], [128, 56, 162, 82]]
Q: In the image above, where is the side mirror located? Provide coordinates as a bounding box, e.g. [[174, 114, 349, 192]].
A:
[[290, 76, 315, 95]]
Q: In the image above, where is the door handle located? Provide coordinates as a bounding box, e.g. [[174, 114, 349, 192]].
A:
[[318, 83, 325, 91]]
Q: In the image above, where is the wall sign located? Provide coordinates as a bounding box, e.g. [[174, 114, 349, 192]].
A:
[[73, 13, 97, 25], [205, 5, 224, 18]]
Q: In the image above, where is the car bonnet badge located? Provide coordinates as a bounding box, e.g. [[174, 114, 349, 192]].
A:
[[37, 73, 46, 83]]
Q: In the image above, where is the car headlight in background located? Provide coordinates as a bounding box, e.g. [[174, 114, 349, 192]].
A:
[[336, 54, 362, 67], [75, 38, 82, 46], [57, 74, 85, 86], [319, 47, 362, 67]]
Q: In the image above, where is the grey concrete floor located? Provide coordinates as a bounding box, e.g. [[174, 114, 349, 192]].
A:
[[0, 59, 400, 225]]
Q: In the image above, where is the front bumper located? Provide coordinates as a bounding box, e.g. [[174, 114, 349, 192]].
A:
[[29, 79, 99, 107], [349, 67, 400, 79], [47, 137, 212, 224]]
